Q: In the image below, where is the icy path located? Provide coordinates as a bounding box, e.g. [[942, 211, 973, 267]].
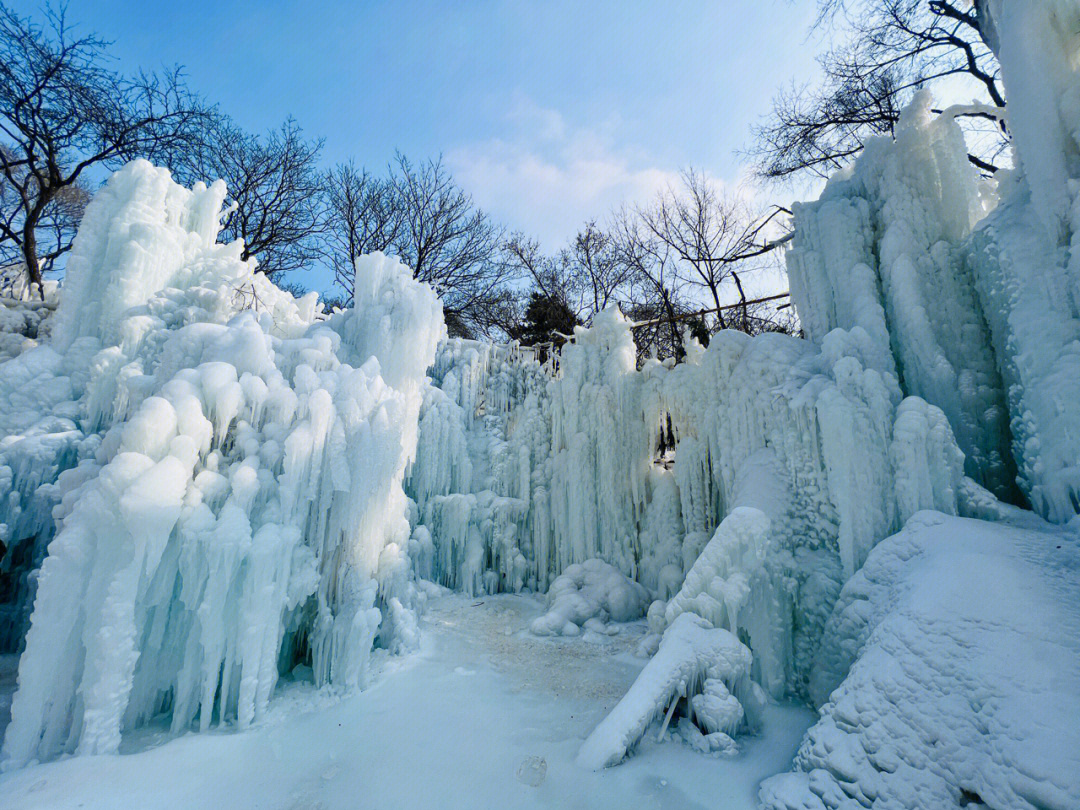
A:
[[0, 594, 813, 810]]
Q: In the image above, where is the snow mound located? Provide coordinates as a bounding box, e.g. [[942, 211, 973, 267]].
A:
[[760, 512, 1080, 810], [576, 612, 763, 770], [529, 558, 649, 637]]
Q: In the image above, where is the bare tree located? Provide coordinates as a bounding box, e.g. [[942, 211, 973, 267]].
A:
[[610, 207, 690, 361], [639, 169, 785, 332], [0, 142, 91, 285], [0, 4, 209, 296], [557, 221, 636, 324], [189, 116, 324, 278], [502, 233, 561, 299], [753, 0, 1006, 181], [504, 222, 641, 338], [321, 161, 399, 300], [389, 154, 510, 337]]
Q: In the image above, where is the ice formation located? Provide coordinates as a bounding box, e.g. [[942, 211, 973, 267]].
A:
[[529, 558, 649, 637], [576, 612, 763, 770], [0, 293, 57, 364], [0, 3, 1077, 800], [786, 91, 1014, 503], [750, 5, 1080, 802], [406, 0, 1080, 776], [410, 298, 963, 706], [0, 161, 444, 769]]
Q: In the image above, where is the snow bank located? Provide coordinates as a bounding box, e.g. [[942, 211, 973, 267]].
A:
[[760, 512, 1080, 810], [0, 161, 444, 768]]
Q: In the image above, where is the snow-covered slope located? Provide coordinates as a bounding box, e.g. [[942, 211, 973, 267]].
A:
[[760, 511, 1080, 810]]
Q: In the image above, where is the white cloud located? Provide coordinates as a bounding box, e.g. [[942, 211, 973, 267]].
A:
[[504, 92, 566, 142], [446, 95, 682, 248]]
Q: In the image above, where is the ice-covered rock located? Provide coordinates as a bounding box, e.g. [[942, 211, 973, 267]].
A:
[[760, 512, 1080, 810], [659, 450, 793, 697], [0, 295, 57, 364]]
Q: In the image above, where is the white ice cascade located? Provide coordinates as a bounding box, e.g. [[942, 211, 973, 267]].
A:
[[0, 161, 444, 769], [407, 84, 1033, 767], [961, 0, 1080, 522], [411, 242, 966, 719], [786, 91, 1015, 502]]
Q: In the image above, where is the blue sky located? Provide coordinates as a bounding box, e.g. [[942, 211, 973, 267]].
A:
[[14, 0, 821, 250]]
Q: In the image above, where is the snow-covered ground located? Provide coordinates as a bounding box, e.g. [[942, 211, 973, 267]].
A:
[[0, 594, 814, 810]]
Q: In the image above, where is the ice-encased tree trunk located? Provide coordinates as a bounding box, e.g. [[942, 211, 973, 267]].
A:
[[1, 161, 444, 770]]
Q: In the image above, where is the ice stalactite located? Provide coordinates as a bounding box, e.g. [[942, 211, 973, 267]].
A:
[[0, 161, 444, 769], [949, 0, 1080, 524], [787, 92, 1016, 502], [406, 339, 550, 595], [983, 0, 1080, 247], [547, 308, 657, 581], [407, 308, 690, 602]]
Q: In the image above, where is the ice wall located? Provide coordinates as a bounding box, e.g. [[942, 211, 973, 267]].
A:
[[785, 20, 1080, 526], [0, 161, 444, 769], [411, 291, 963, 711], [407, 339, 550, 594], [787, 92, 1015, 502], [956, 0, 1080, 523]]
